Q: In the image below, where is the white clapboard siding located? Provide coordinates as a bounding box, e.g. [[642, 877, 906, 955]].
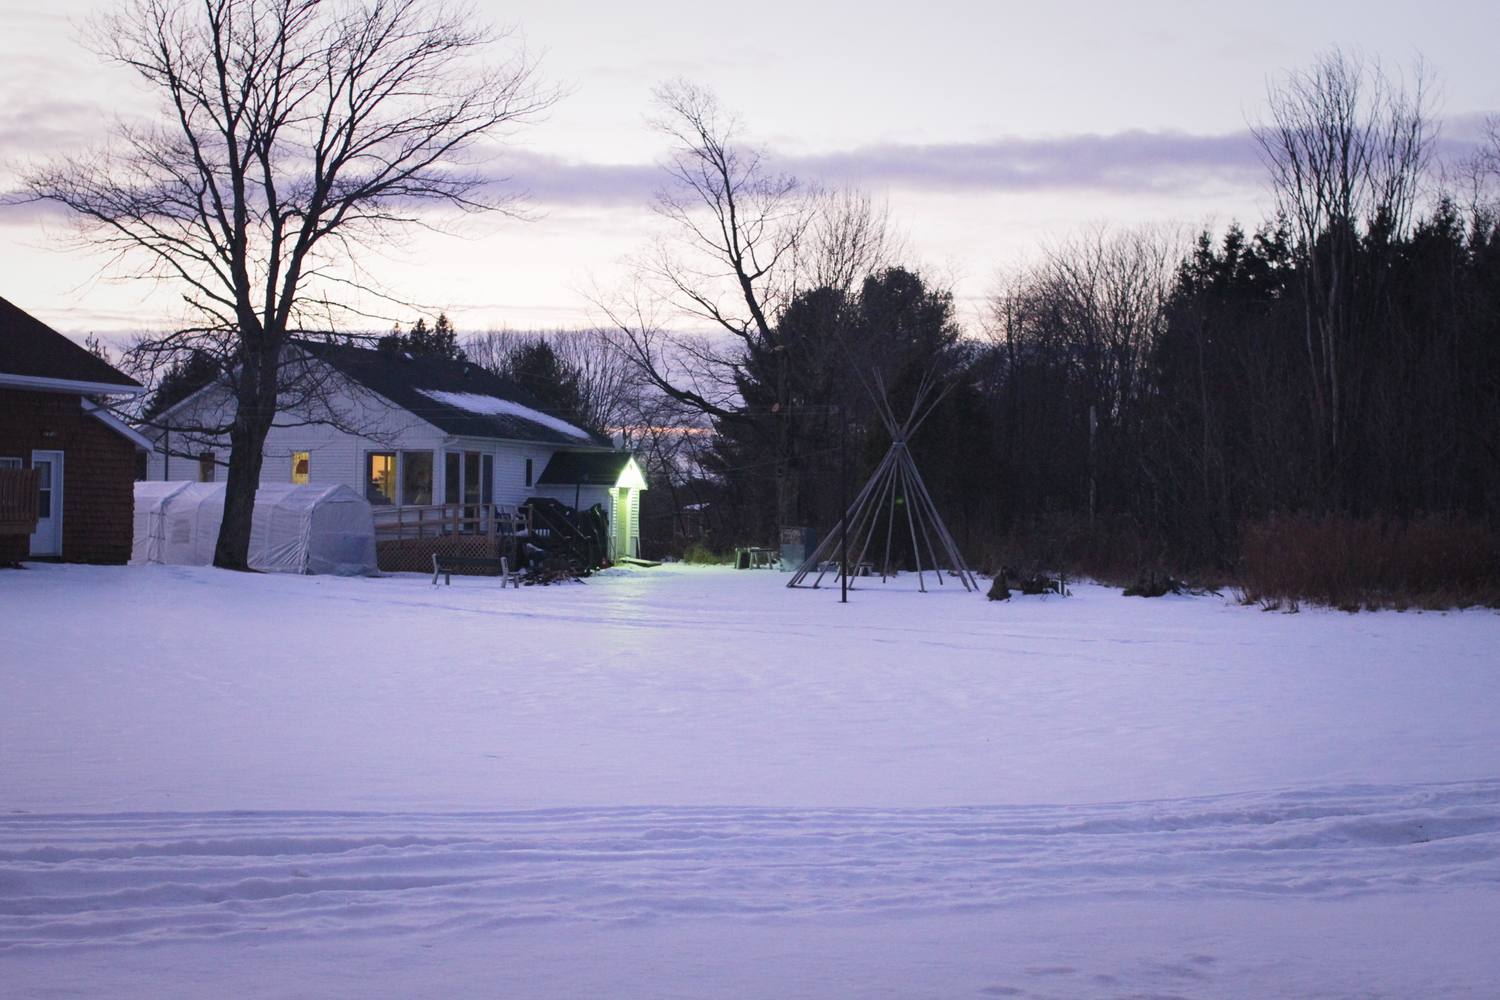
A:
[[138, 356, 626, 517]]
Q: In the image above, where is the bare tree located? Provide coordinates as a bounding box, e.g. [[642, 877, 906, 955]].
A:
[[464, 327, 640, 436], [1450, 115, 1500, 235], [795, 188, 906, 297], [987, 224, 1181, 519], [1030, 225, 1182, 420], [597, 80, 899, 530], [1252, 47, 1433, 454], [21, 0, 556, 569]]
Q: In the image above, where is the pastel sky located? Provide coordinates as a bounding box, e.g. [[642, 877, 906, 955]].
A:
[[2, 0, 1497, 342]]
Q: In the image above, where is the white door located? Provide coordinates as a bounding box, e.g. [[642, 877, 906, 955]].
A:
[[613, 487, 632, 559], [30, 451, 63, 556]]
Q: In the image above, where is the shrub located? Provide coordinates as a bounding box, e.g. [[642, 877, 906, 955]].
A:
[[1239, 514, 1500, 610], [971, 513, 1194, 589], [682, 542, 729, 565]]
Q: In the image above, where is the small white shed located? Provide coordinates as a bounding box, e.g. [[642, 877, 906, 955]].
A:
[[132, 481, 377, 575]]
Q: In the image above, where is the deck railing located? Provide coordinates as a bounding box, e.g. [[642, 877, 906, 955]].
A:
[[370, 503, 529, 573], [371, 502, 526, 540]]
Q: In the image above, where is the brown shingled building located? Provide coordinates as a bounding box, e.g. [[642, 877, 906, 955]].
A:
[[0, 296, 151, 565]]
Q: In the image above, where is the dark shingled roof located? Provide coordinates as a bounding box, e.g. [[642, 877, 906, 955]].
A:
[[0, 296, 142, 390], [536, 450, 637, 486], [295, 340, 613, 448]]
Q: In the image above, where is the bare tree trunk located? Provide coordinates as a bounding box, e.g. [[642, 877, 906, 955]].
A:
[[213, 343, 278, 569], [216, 408, 271, 569]]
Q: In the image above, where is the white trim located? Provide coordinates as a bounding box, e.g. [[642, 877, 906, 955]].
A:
[[80, 400, 156, 450], [0, 372, 143, 395], [616, 456, 647, 489], [29, 449, 63, 556]]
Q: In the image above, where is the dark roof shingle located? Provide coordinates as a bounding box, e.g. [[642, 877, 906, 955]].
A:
[[295, 340, 612, 448], [0, 296, 142, 391], [536, 450, 637, 486]]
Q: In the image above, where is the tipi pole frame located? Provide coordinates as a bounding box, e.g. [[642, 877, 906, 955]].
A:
[[903, 455, 944, 588], [787, 371, 980, 592], [902, 447, 978, 591], [880, 465, 899, 581], [854, 452, 899, 581], [787, 446, 893, 588], [897, 458, 927, 592]]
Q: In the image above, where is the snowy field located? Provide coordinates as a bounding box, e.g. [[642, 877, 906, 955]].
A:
[[2, 562, 1498, 998]]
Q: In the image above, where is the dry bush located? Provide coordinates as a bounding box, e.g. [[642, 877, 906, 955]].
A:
[[971, 513, 1219, 589], [682, 542, 730, 565], [1239, 514, 1500, 610]]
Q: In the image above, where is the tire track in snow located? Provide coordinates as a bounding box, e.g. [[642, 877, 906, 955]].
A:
[[2, 782, 1498, 951]]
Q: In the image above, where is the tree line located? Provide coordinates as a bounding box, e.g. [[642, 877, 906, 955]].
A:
[[585, 54, 1500, 604]]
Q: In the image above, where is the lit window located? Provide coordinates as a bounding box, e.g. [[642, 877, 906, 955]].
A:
[[292, 452, 310, 484], [366, 452, 396, 505]]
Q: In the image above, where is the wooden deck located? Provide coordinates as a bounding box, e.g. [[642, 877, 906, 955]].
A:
[[372, 503, 528, 574]]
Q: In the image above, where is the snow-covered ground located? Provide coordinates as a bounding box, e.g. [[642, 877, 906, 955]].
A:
[[2, 563, 1498, 998]]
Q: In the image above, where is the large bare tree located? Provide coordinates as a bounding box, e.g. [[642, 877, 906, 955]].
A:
[[463, 327, 640, 436], [1253, 47, 1433, 455], [23, 0, 555, 569], [988, 224, 1181, 519], [597, 81, 899, 530]]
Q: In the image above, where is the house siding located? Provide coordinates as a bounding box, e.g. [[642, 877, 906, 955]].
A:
[[142, 377, 596, 511], [0, 388, 136, 564]]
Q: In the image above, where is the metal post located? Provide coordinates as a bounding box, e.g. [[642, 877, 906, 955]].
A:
[[840, 405, 848, 604]]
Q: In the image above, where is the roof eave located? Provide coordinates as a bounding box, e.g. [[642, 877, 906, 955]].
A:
[[81, 399, 156, 450], [0, 372, 145, 395]]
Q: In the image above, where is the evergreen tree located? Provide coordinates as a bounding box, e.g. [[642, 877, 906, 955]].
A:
[[377, 314, 465, 360], [142, 350, 222, 421], [503, 340, 587, 424]]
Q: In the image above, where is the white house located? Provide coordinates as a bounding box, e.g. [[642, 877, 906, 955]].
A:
[[143, 340, 647, 560]]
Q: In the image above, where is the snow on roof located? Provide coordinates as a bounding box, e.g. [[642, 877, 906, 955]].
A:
[[415, 390, 592, 441]]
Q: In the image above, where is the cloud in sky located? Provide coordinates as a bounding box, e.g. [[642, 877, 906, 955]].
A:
[[491, 129, 1269, 209], [788, 130, 1267, 196], [495, 118, 1500, 215]]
